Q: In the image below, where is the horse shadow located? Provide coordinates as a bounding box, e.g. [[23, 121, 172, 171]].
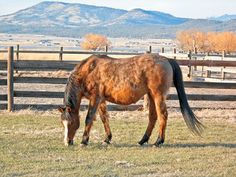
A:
[[163, 142, 236, 148], [110, 142, 236, 149]]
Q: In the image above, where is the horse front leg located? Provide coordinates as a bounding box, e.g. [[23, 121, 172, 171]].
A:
[[98, 101, 112, 144], [81, 96, 100, 145]]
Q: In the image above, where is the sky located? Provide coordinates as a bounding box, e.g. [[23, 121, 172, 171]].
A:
[[0, 0, 235, 18]]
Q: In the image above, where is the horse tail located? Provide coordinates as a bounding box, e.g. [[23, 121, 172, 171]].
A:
[[168, 59, 204, 135]]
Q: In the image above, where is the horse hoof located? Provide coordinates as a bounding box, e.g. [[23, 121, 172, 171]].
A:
[[102, 139, 112, 145], [138, 141, 148, 146], [153, 138, 164, 147], [104, 139, 111, 144], [153, 143, 162, 147], [64, 142, 69, 147], [80, 139, 88, 146], [68, 140, 74, 145], [64, 140, 74, 146], [138, 134, 149, 145], [102, 141, 110, 146]]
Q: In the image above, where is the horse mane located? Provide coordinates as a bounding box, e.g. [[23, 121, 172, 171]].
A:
[[64, 59, 88, 109], [64, 75, 77, 109], [63, 54, 116, 109]]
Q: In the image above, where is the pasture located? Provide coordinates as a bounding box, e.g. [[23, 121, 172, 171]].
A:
[[0, 110, 235, 177], [0, 39, 236, 177]]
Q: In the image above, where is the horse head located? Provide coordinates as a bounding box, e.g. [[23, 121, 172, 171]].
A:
[[58, 106, 80, 146]]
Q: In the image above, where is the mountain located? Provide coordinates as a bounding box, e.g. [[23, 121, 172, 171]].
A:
[[104, 8, 188, 26], [0, 1, 187, 27], [0, 1, 235, 38], [0, 1, 126, 27], [209, 14, 236, 21]]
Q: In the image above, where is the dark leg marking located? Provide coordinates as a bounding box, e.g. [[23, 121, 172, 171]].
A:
[[68, 140, 74, 145], [154, 136, 164, 147], [81, 135, 89, 145], [104, 133, 112, 144], [138, 133, 150, 145]]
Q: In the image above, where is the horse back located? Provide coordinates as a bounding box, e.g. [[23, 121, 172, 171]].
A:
[[74, 54, 173, 105]]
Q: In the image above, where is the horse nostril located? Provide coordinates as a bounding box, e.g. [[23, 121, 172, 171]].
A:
[[68, 140, 74, 145]]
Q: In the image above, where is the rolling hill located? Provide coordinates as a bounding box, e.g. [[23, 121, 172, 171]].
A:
[[209, 14, 236, 21]]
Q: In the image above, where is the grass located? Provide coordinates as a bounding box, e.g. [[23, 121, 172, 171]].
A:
[[0, 111, 235, 177]]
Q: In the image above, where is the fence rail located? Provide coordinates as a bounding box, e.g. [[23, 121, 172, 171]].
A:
[[1, 76, 236, 88], [1, 46, 236, 111], [1, 59, 236, 70], [10, 91, 236, 101], [1, 45, 236, 60]]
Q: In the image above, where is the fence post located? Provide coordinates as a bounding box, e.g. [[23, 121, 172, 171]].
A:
[[188, 50, 192, 78], [8, 46, 14, 112], [161, 47, 165, 53], [202, 52, 208, 77], [16, 44, 19, 73], [59, 47, 63, 61], [173, 48, 176, 59], [149, 46, 152, 53], [105, 45, 108, 53], [194, 47, 197, 71], [221, 50, 226, 80], [146, 46, 152, 53]]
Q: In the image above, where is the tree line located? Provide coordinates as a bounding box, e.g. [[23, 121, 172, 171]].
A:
[[176, 30, 236, 53], [79, 31, 236, 53]]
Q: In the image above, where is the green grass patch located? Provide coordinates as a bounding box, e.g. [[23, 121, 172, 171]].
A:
[[0, 112, 235, 177]]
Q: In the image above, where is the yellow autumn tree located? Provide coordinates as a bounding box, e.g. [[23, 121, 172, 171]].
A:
[[81, 33, 111, 51], [177, 30, 208, 52], [177, 30, 236, 53], [194, 31, 208, 52], [216, 32, 236, 53], [176, 30, 194, 51], [206, 32, 218, 52]]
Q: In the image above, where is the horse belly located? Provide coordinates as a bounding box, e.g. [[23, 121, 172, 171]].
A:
[[107, 85, 146, 105]]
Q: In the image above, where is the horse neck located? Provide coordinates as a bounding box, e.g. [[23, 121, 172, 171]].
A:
[[64, 73, 81, 112]]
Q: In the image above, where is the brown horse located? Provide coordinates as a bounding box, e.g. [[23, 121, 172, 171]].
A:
[[58, 53, 203, 147]]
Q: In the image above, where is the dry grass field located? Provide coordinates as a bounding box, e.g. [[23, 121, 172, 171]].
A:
[[0, 52, 91, 61], [0, 33, 176, 61], [0, 109, 235, 177]]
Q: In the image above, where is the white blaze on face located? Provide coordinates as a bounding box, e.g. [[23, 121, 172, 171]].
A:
[[62, 120, 69, 146]]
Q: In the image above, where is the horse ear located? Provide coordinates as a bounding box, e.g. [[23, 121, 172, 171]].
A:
[[58, 106, 65, 113]]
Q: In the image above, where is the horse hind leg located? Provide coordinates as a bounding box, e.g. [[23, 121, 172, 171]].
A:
[[98, 101, 112, 144], [138, 94, 157, 145], [153, 95, 168, 147]]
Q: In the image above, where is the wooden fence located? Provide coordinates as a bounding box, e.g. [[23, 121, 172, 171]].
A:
[[0, 46, 236, 111]]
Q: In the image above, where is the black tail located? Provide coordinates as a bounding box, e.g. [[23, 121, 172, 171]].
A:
[[168, 59, 204, 135]]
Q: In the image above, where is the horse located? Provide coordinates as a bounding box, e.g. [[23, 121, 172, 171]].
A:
[[58, 53, 203, 147]]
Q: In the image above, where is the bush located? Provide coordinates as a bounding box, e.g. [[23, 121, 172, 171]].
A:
[[81, 33, 111, 51]]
